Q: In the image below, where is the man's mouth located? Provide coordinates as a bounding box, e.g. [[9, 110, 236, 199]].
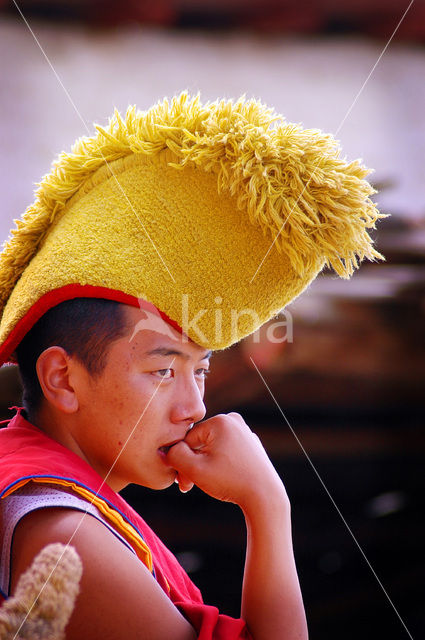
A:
[[158, 440, 181, 455]]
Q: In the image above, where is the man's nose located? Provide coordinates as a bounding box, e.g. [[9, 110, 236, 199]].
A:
[[171, 376, 206, 425]]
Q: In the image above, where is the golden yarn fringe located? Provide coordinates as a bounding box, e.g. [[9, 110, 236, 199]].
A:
[[0, 92, 385, 317], [0, 543, 82, 639]]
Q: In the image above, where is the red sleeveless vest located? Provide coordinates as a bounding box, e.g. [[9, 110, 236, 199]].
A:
[[0, 408, 250, 639]]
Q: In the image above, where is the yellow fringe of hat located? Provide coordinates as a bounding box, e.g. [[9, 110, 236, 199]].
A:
[[0, 92, 385, 360]]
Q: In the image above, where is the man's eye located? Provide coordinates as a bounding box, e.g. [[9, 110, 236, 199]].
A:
[[155, 369, 173, 378], [153, 368, 209, 379], [196, 368, 210, 378]]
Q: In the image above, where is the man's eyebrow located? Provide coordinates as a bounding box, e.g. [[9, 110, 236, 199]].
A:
[[143, 347, 212, 361]]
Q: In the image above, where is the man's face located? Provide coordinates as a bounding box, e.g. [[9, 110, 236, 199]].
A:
[[72, 305, 210, 492]]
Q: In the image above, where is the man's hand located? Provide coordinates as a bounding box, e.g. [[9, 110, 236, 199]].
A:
[[166, 412, 308, 640], [164, 412, 286, 512]]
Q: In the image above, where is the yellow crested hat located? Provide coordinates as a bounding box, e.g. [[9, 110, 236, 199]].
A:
[[0, 93, 384, 364]]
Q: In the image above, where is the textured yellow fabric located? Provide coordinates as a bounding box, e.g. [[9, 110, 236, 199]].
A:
[[0, 93, 385, 355]]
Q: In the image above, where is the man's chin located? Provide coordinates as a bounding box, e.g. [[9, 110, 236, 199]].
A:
[[149, 471, 178, 491]]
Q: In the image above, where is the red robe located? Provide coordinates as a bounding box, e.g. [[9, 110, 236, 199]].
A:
[[0, 408, 251, 639]]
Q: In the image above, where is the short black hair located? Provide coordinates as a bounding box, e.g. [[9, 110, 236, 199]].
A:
[[15, 298, 131, 421]]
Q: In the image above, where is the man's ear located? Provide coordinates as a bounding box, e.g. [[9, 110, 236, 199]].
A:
[[36, 347, 80, 414]]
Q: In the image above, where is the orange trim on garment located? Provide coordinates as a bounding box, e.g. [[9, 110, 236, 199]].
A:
[[0, 283, 185, 366], [1, 478, 30, 497], [2, 476, 153, 573]]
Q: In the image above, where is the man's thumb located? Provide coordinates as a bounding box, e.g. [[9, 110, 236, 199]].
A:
[[165, 440, 201, 476]]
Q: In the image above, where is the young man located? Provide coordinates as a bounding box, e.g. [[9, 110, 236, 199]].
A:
[[0, 93, 384, 639]]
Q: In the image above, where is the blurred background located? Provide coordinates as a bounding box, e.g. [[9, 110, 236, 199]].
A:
[[0, 1, 424, 638]]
